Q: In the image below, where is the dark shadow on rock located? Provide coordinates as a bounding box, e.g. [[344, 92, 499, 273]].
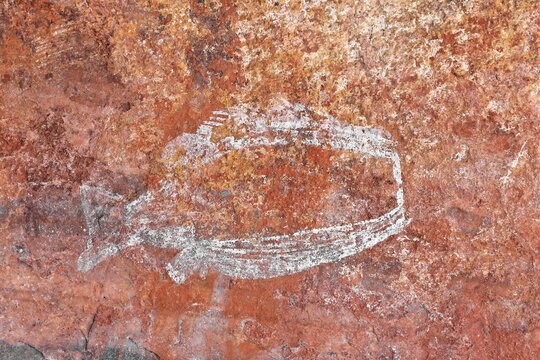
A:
[[0, 341, 45, 360], [97, 342, 159, 360]]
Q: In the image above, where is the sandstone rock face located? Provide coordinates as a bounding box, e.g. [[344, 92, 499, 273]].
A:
[[0, 0, 539, 359]]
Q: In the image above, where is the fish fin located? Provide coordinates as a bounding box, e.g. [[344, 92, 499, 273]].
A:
[[165, 247, 206, 284]]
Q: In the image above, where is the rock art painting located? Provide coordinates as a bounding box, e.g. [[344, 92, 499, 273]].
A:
[[77, 101, 408, 284], [1, 0, 539, 359]]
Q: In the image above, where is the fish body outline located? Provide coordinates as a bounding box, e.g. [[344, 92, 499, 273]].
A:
[[77, 100, 408, 284]]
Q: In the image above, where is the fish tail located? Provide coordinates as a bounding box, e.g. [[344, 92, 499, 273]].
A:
[[77, 185, 128, 271], [77, 242, 123, 272]]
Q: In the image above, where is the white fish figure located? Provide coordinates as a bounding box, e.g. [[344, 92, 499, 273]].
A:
[[77, 100, 408, 284]]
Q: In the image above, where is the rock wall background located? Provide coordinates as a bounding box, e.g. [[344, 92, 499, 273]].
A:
[[0, 0, 539, 359]]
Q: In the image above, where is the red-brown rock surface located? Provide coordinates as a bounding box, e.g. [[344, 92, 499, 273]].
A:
[[1, 0, 539, 359]]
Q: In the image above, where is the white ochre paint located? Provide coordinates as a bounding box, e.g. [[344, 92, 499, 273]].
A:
[[77, 100, 409, 284]]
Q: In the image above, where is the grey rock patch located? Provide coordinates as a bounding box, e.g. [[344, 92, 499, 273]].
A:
[[0, 341, 45, 360]]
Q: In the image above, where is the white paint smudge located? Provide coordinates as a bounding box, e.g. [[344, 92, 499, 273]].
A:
[[77, 100, 409, 284], [500, 139, 528, 186]]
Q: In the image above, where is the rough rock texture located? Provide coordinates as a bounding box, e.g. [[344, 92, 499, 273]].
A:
[[0, 0, 539, 359]]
